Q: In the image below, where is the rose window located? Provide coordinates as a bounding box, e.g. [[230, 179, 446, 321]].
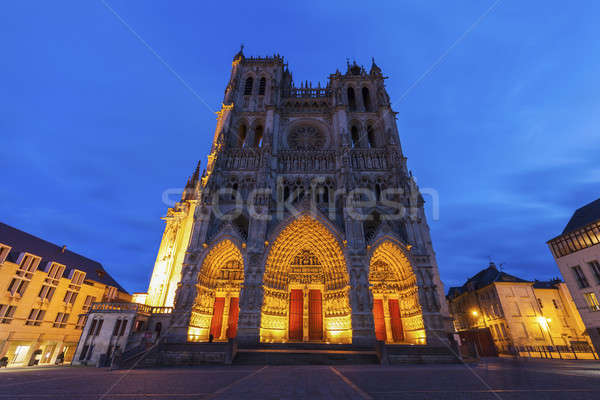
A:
[[288, 126, 325, 150]]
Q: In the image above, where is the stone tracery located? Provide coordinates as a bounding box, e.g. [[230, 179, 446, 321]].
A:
[[369, 241, 425, 344], [188, 240, 244, 342], [260, 215, 352, 343]]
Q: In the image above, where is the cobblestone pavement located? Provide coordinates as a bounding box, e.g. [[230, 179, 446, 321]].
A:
[[1, 358, 600, 399]]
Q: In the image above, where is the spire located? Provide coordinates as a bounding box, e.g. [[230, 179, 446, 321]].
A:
[[182, 160, 201, 201], [370, 57, 382, 76], [233, 44, 245, 62], [191, 160, 201, 184]]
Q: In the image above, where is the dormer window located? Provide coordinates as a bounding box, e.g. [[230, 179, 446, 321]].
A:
[[104, 286, 117, 301], [45, 262, 65, 284], [70, 270, 86, 287], [0, 244, 10, 265], [17, 253, 41, 277]]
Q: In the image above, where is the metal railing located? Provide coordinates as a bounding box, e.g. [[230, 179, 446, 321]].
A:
[[90, 302, 173, 315], [512, 344, 598, 360]]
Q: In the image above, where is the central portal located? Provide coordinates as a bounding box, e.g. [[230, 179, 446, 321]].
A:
[[260, 215, 352, 344]]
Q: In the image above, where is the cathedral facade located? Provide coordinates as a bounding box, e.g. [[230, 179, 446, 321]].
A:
[[143, 49, 451, 347]]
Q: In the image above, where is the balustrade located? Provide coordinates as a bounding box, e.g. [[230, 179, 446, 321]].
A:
[[278, 150, 336, 172], [219, 149, 261, 170], [350, 149, 389, 170], [90, 302, 173, 315]]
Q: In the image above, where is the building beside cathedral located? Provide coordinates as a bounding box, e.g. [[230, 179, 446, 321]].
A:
[[74, 49, 453, 365], [548, 198, 600, 353], [0, 223, 130, 367], [447, 262, 594, 358]]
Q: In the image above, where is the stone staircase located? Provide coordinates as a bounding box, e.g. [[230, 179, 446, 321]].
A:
[[118, 341, 460, 368], [384, 344, 460, 364], [234, 342, 380, 365], [120, 342, 233, 368]]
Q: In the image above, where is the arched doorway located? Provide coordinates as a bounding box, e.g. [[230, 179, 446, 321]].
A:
[[187, 240, 244, 342], [260, 215, 352, 343], [369, 241, 425, 344]]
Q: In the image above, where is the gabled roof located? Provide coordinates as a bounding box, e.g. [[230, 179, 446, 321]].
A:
[[0, 222, 127, 293], [447, 262, 530, 299], [562, 198, 600, 235]]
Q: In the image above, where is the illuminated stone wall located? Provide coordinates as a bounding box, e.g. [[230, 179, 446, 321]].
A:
[[260, 215, 352, 343], [144, 50, 452, 346]]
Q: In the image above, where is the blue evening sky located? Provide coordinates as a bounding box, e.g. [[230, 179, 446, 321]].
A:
[[1, 1, 599, 293]]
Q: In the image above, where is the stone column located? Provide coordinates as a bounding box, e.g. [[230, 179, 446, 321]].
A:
[[237, 252, 264, 345], [220, 293, 231, 340], [383, 296, 393, 342], [303, 288, 309, 342], [348, 255, 376, 346], [167, 250, 203, 343]]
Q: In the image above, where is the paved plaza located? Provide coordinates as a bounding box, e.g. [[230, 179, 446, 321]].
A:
[[1, 358, 600, 399]]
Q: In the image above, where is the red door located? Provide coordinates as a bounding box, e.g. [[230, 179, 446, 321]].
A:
[[388, 299, 404, 342], [289, 289, 303, 341], [309, 290, 323, 341], [372, 299, 387, 341], [227, 297, 239, 339], [210, 297, 225, 339]]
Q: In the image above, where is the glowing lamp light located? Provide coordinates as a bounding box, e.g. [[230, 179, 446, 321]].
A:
[[471, 310, 479, 317], [537, 316, 551, 328]]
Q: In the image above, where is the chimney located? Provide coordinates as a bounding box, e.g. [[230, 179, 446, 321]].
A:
[[61, 245, 67, 253]]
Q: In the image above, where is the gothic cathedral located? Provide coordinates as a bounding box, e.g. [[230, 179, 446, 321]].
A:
[[142, 48, 451, 347]]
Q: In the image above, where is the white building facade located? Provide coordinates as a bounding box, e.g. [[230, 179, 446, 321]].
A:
[[548, 198, 600, 352]]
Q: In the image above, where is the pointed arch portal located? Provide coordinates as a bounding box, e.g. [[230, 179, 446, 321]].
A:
[[260, 216, 352, 343], [369, 241, 425, 344], [188, 239, 244, 342]]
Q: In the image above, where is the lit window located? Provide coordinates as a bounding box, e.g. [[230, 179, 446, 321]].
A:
[[45, 262, 65, 284], [17, 253, 41, 276], [584, 292, 600, 311], [0, 304, 16, 324], [69, 270, 86, 286]]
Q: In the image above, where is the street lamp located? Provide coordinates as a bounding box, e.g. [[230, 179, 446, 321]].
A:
[[537, 316, 557, 357]]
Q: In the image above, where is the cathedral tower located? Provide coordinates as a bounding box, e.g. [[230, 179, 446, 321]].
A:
[[144, 48, 451, 347]]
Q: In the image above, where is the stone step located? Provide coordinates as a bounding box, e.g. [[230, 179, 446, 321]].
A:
[[384, 345, 460, 364], [234, 348, 380, 365]]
